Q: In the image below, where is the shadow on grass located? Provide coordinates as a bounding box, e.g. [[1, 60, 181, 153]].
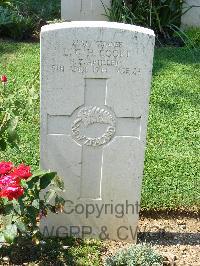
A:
[[0, 236, 101, 265], [171, 89, 200, 107], [0, 39, 23, 54], [138, 231, 200, 246], [153, 47, 200, 76], [157, 101, 178, 113], [0, 39, 39, 56]]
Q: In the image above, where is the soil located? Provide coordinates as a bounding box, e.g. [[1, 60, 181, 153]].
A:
[[102, 213, 200, 266]]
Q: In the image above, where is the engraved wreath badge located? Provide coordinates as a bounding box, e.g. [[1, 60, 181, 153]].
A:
[[71, 106, 116, 147]]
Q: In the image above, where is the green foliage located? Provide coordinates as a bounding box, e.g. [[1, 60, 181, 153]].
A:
[[105, 0, 185, 39], [0, 79, 19, 151], [0, 42, 40, 167], [0, 0, 60, 40], [0, 237, 102, 265], [183, 27, 200, 48], [103, 0, 150, 25], [0, 0, 12, 8], [105, 244, 163, 266], [0, 7, 35, 40], [14, 0, 60, 21], [0, 58, 39, 151], [0, 113, 19, 151], [0, 169, 65, 245]]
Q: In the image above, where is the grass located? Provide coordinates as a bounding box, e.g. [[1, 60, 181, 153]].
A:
[[143, 48, 200, 209], [0, 40, 199, 210], [0, 41, 40, 169]]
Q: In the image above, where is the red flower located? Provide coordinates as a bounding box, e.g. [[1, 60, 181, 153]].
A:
[[0, 185, 24, 200], [0, 161, 32, 200], [1, 75, 7, 83], [0, 161, 13, 175], [0, 173, 20, 187], [13, 163, 32, 180]]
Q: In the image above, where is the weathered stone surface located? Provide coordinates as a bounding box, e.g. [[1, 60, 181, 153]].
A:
[[40, 21, 155, 242], [61, 0, 111, 21], [181, 0, 200, 28]]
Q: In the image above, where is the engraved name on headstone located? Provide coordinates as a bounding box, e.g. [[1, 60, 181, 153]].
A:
[[40, 21, 155, 242]]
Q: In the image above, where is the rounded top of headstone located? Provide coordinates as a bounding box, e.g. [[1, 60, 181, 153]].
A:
[[41, 21, 155, 37]]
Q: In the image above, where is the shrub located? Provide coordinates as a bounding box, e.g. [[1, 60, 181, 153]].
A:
[[0, 75, 19, 151], [14, 0, 60, 22], [0, 0, 60, 40], [0, 0, 12, 8], [0, 161, 65, 245], [0, 7, 35, 40], [105, 0, 186, 40], [105, 244, 163, 266]]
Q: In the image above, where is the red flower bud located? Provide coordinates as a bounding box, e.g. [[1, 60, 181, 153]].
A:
[[1, 75, 7, 83]]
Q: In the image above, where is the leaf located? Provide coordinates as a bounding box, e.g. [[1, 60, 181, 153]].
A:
[[26, 176, 40, 189], [27, 206, 39, 220], [17, 197, 25, 211], [32, 199, 39, 209], [55, 194, 65, 207], [54, 194, 65, 213], [4, 204, 13, 215], [15, 220, 27, 233], [0, 138, 7, 151], [0, 112, 10, 134], [31, 169, 47, 178], [20, 179, 28, 189], [53, 175, 65, 190], [5, 116, 19, 144], [13, 200, 21, 215], [9, 141, 20, 151], [1, 214, 12, 227], [8, 116, 18, 132], [3, 224, 18, 244], [44, 189, 56, 203], [2, 197, 9, 205], [40, 172, 57, 189], [7, 130, 19, 142], [0, 234, 5, 248]]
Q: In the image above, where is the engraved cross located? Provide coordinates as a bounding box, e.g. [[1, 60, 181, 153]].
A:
[[48, 78, 141, 200]]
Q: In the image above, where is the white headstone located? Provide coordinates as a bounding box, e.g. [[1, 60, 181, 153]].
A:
[[40, 21, 155, 242], [61, 0, 110, 21], [181, 0, 200, 28]]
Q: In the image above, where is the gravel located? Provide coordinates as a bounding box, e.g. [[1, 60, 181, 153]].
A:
[[102, 214, 200, 266]]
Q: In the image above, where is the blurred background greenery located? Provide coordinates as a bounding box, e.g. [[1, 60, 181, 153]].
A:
[[0, 0, 199, 48]]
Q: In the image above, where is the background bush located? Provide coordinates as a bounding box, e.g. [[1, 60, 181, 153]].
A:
[[105, 0, 185, 42], [0, 0, 60, 40], [0, 7, 35, 40], [14, 0, 60, 22]]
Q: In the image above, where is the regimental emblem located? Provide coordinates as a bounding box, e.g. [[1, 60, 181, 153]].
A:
[[71, 106, 116, 147]]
